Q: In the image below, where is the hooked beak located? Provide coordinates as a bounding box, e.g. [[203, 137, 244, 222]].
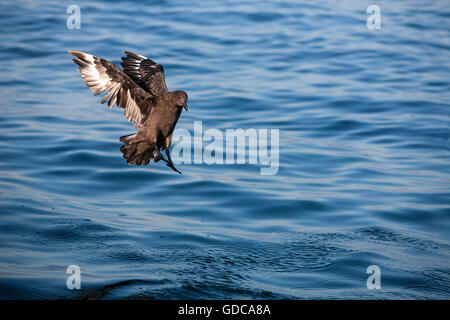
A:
[[183, 103, 188, 111]]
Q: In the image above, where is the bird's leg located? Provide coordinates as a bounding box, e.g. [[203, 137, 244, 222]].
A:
[[153, 148, 182, 174], [165, 148, 182, 174], [153, 148, 162, 162], [165, 160, 182, 174], [165, 148, 173, 163]]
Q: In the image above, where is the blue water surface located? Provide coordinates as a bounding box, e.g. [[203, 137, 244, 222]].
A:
[[0, 0, 449, 299]]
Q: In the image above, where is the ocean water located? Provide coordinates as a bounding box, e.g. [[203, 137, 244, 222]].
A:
[[0, 0, 449, 299]]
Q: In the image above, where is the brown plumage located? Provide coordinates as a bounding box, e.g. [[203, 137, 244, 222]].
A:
[[69, 50, 188, 173]]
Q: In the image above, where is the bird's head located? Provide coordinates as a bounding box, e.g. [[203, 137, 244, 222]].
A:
[[171, 90, 188, 111]]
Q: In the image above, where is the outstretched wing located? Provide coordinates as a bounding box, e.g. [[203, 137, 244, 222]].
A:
[[69, 50, 155, 129], [121, 51, 168, 97]]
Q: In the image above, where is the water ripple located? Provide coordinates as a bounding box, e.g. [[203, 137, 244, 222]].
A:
[[0, 0, 449, 299]]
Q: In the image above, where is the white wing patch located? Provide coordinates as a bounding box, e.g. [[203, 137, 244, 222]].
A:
[[76, 53, 110, 95], [124, 89, 143, 127]]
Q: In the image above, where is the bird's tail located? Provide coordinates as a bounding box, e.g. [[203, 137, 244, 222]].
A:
[[119, 134, 157, 166]]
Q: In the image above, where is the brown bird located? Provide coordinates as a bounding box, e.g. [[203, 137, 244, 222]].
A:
[[69, 50, 188, 173]]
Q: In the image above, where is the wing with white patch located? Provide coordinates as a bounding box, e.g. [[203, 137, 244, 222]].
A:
[[69, 50, 155, 129]]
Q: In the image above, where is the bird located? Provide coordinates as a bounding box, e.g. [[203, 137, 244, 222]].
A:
[[68, 50, 188, 174]]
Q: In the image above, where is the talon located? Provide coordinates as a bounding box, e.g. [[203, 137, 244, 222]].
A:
[[153, 150, 161, 162]]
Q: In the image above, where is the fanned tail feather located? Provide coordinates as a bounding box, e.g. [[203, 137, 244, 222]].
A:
[[119, 135, 157, 166], [119, 133, 137, 142]]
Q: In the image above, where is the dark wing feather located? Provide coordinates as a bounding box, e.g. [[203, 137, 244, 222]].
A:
[[121, 51, 168, 97], [69, 50, 155, 129]]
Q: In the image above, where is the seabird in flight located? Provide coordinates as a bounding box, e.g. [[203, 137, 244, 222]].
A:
[[69, 50, 188, 174]]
